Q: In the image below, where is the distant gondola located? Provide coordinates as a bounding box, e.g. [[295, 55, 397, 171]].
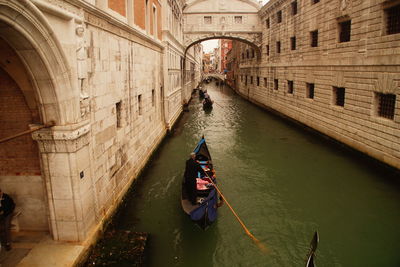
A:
[[199, 88, 205, 98], [203, 98, 213, 110], [181, 137, 220, 229]]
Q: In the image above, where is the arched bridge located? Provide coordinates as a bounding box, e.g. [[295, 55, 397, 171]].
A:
[[183, 0, 262, 53], [203, 73, 225, 81]]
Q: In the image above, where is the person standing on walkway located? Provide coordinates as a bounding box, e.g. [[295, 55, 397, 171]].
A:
[[0, 189, 15, 251]]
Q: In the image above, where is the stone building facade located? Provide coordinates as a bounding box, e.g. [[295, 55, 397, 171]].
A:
[[232, 0, 400, 169], [0, 0, 201, 243]]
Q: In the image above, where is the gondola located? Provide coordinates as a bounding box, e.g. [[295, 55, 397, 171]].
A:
[[305, 231, 319, 267], [181, 137, 220, 229], [199, 88, 205, 98], [202, 98, 213, 110]]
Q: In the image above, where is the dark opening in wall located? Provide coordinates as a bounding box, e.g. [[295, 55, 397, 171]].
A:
[[376, 93, 396, 119], [333, 87, 345, 106], [307, 83, 315, 99], [339, 20, 351, 42]]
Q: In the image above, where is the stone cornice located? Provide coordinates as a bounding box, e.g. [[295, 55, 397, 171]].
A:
[[63, 0, 164, 50]]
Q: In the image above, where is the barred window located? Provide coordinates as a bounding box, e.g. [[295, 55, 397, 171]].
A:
[[116, 101, 122, 128], [235, 16, 243, 24], [266, 45, 270, 56], [292, 1, 298, 15], [376, 93, 396, 119], [310, 30, 318, 47], [266, 18, 270, 29], [333, 87, 345, 106], [291, 36, 296, 50], [339, 20, 351, 42], [277, 10, 282, 23], [204, 16, 212, 24], [307, 83, 315, 99], [386, 4, 400, 35], [276, 41, 281, 53], [288, 80, 294, 94], [274, 79, 279, 90]]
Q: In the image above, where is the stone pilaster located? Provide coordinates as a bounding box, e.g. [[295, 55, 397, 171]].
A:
[[32, 121, 96, 242]]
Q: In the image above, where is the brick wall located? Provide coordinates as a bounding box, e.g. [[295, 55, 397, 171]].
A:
[[108, 0, 126, 17], [0, 68, 40, 175]]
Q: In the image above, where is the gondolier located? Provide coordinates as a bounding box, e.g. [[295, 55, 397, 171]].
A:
[[184, 152, 205, 205]]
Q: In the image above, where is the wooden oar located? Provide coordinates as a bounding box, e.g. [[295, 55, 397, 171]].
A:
[[203, 171, 268, 253]]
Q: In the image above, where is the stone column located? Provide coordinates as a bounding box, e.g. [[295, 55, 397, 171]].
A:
[[32, 121, 96, 242]]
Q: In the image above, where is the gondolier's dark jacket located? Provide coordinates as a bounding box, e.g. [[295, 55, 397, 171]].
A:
[[0, 193, 15, 218]]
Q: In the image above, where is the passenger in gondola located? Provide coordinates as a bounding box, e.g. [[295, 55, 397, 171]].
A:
[[184, 152, 205, 205]]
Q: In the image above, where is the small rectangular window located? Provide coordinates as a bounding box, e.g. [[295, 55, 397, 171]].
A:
[[290, 36, 296, 50], [310, 30, 318, 47], [116, 101, 122, 128], [333, 87, 345, 106], [245, 76, 248, 85], [386, 4, 400, 35], [291, 1, 298, 15], [312, 0, 320, 4], [276, 41, 281, 53], [250, 76, 253, 84], [138, 94, 142, 115], [242, 53, 245, 59], [246, 49, 250, 58], [251, 49, 255, 58], [277, 11, 282, 23], [307, 83, 315, 99], [287, 80, 294, 94], [376, 93, 396, 119], [257, 77, 260, 86], [339, 20, 351, 42], [266, 45, 270, 56], [264, 78, 268, 87], [274, 79, 279, 90], [266, 18, 270, 29], [204, 16, 212, 24], [152, 89, 155, 107], [235, 16, 243, 24]]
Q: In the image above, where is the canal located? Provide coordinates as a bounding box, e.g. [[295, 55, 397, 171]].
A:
[[112, 81, 400, 266]]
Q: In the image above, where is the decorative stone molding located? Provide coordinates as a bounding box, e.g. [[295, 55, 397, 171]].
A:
[[374, 73, 399, 94], [333, 71, 346, 88], [32, 121, 91, 153]]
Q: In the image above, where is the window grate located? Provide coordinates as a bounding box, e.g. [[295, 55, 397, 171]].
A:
[[377, 93, 396, 119], [339, 20, 351, 42], [292, 1, 298, 15], [311, 30, 318, 47], [204, 16, 212, 24], [288, 80, 294, 94], [387, 4, 400, 35], [307, 83, 315, 99], [334, 87, 345, 106], [234, 16, 243, 24], [291, 36, 296, 50], [277, 11, 282, 23]]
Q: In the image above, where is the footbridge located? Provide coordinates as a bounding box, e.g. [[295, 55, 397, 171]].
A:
[[183, 0, 263, 55]]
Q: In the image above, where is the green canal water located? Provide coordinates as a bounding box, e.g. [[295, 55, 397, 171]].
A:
[[114, 82, 400, 267]]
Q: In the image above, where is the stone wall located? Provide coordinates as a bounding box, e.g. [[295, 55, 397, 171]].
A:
[[233, 0, 400, 169]]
